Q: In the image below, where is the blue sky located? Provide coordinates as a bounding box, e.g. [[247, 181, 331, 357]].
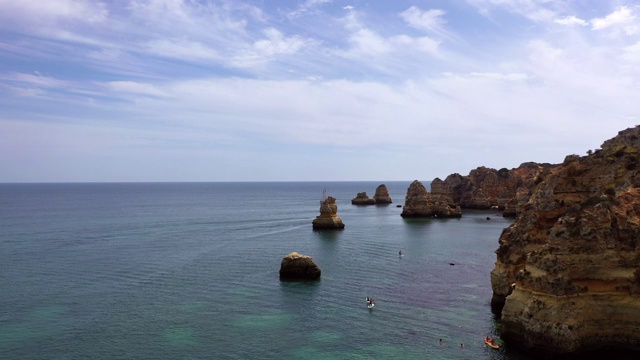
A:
[[1, 0, 639, 182]]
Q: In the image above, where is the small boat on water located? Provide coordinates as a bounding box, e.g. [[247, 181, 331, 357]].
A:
[[366, 297, 375, 309], [484, 337, 499, 349]]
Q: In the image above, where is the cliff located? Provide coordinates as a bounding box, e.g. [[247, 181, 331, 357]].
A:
[[490, 126, 640, 353], [312, 196, 345, 229], [430, 163, 551, 217], [401, 180, 462, 218]]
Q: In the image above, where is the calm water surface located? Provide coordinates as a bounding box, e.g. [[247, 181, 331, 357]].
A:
[[0, 182, 635, 359]]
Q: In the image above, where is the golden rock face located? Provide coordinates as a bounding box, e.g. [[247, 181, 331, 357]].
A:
[[430, 162, 549, 217], [279, 252, 321, 280], [400, 180, 462, 218], [491, 126, 640, 353], [373, 184, 392, 204], [312, 196, 345, 229]]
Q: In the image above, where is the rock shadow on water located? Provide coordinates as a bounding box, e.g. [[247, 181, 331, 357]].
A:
[[312, 229, 342, 241], [162, 327, 197, 347], [0, 305, 70, 346], [310, 330, 341, 343], [233, 312, 299, 332]]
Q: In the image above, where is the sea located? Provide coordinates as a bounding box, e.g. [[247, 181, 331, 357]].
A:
[[0, 181, 637, 360]]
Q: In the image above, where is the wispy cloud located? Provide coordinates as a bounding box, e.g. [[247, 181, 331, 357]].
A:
[[399, 7, 450, 37], [555, 15, 588, 27], [286, 0, 333, 19]]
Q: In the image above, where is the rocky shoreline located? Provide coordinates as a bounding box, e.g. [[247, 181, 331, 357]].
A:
[[489, 126, 640, 353], [301, 128, 640, 354]]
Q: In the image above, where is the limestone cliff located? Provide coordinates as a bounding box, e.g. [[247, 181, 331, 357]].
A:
[[373, 184, 392, 204], [430, 163, 550, 217], [312, 196, 345, 229], [491, 126, 640, 353], [401, 180, 462, 218]]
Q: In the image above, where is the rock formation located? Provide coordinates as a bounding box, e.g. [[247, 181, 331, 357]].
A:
[[401, 180, 462, 218], [279, 252, 321, 280], [430, 163, 551, 217], [490, 126, 640, 353], [373, 184, 392, 204], [312, 196, 345, 229], [351, 192, 376, 205]]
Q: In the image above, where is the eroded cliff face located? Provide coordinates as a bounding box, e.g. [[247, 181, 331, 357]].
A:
[[491, 126, 640, 353], [430, 163, 550, 217], [401, 180, 462, 218]]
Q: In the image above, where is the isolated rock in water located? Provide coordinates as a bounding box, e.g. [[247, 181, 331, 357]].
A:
[[401, 180, 461, 218], [351, 192, 376, 205], [373, 184, 392, 204], [491, 125, 640, 353], [312, 196, 345, 229], [279, 252, 321, 280]]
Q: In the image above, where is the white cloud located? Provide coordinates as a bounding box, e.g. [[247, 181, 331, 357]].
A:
[[555, 15, 587, 27], [444, 72, 529, 81], [286, 0, 333, 19], [106, 81, 167, 97], [143, 39, 220, 61], [347, 28, 391, 56], [0, 0, 108, 26], [591, 6, 635, 30], [400, 7, 447, 33], [1, 72, 70, 89], [253, 28, 307, 57], [231, 28, 312, 68], [623, 41, 640, 62], [467, 0, 557, 23]]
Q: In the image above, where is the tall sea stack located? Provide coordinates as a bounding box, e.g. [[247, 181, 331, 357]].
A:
[[312, 196, 345, 230], [373, 184, 392, 204]]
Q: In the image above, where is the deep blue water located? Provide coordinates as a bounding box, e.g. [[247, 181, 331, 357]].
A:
[[0, 182, 633, 359]]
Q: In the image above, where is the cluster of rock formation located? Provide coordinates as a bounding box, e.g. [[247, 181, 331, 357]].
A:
[[491, 126, 640, 353], [400, 180, 462, 218], [279, 252, 321, 280], [351, 192, 376, 205], [430, 163, 552, 217], [351, 184, 392, 205], [312, 196, 345, 229]]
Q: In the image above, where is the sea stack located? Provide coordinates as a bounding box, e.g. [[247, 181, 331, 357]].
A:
[[491, 125, 640, 353], [279, 252, 321, 280], [373, 184, 392, 204], [401, 180, 461, 218], [351, 192, 376, 205], [312, 196, 345, 229]]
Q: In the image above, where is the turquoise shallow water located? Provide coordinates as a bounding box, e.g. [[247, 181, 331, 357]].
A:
[[0, 182, 636, 359]]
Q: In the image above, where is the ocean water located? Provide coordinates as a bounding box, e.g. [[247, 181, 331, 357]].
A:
[[0, 182, 634, 360]]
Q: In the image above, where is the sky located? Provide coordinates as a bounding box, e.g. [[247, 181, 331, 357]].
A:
[[1, 0, 640, 182]]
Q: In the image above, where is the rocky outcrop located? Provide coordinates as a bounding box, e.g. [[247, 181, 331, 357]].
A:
[[491, 126, 640, 353], [279, 252, 321, 280], [312, 196, 345, 229], [401, 180, 462, 218], [373, 184, 392, 204], [431, 163, 551, 217], [351, 192, 376, 205]]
